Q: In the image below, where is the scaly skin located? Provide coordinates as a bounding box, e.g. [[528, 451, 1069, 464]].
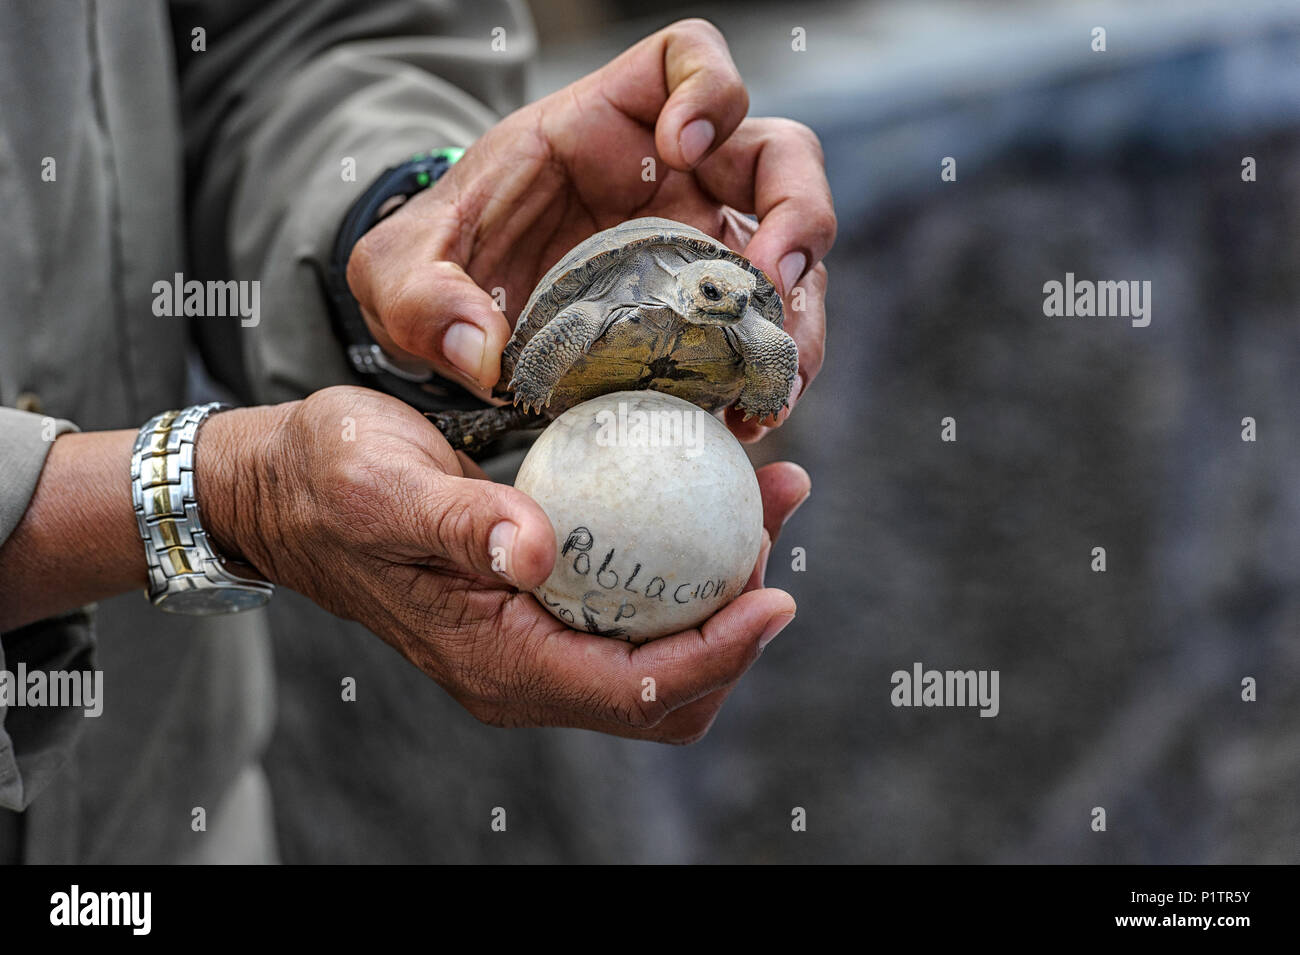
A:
[[508, 301, 607, 413], [425, 404, 545, 455], [727, 310, 800, 420]]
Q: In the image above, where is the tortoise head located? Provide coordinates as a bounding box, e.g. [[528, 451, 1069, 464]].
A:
[[672, 259, 756, 325]]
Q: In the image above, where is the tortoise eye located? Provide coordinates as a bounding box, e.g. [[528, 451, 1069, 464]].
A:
[[701, 282, 721, 301]]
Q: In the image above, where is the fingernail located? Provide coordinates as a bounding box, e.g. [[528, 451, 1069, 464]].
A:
[[444, 322, 488, 384], [778, 251, 807, 297], [758, 612, 795, 650], [679, 118, 716, 166], [756, 536, 772, 588], [488, 520, 518, 584]]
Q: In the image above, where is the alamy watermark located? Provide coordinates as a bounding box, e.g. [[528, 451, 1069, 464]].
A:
[[594, 401, 707, 455], [151, 273, 260, 327], [0, 664, 102, 718], [1043, 272, 1151, 327], [50, 885, 150, 935], [891, 662, 999, 717]]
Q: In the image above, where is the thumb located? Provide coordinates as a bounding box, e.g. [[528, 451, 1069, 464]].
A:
[[417, 472, 556, 588], [348, 230, 511, 392]]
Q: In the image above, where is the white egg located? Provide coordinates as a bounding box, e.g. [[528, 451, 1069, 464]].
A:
[[514, 391, 763, 643]]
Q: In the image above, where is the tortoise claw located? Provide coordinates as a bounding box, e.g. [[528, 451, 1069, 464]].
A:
[[736, 399, 790, 424], [507, 378, 553, 416]]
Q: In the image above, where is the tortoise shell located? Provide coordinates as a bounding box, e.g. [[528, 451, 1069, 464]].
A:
[[497, 217, 785, 410]]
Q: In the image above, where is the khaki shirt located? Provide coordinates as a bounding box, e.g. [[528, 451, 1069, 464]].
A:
[[0, 0, 530, 862]]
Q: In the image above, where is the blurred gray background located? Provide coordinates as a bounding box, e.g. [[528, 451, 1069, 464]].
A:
[[264, 0, 1300, 862]]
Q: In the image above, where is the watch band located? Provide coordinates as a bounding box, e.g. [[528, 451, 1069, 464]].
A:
[[131, 402, 274, 615], [326, 147, 487, 413]]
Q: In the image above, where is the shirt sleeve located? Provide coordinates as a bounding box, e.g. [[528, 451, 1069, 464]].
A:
[[170, 0, 536, 404], [0, 408, 89, 812], [0, 408, 77, 546]]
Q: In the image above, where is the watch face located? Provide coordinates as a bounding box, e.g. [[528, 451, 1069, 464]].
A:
[[157, 587, 271, 615]]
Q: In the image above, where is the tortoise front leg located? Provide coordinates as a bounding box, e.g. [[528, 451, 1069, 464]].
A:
[[508, 301, 609, 413], [726, 311, 800, 421]]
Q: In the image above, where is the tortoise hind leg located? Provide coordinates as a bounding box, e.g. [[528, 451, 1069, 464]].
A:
[[508, 301, 610, 413], [427, 404, 545, 456]]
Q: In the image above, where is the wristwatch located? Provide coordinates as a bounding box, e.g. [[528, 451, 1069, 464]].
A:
[[325, 147, 489, 415], [131, 402, 274, 614]]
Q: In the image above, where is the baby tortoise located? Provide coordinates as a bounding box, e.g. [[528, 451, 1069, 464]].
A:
[[429, 216, 798, 453]]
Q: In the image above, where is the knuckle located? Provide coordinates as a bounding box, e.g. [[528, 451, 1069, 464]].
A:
[[326, 459, 388, 538], [327, 448, 379, 501], [431, 493, 478, 545], [430, 493, 480, 558], [344, 235, 375, 300], [309, 383, 365, 410], [811, 205, 838, 249], [672, 17, 726, 47], [428, 259, 465, 285], [720, 73, 749, 115], [386, 265, 465, 355], [771, 118, 828, 171], [382, 281, 430, 354], [785, 119, 824, 160]]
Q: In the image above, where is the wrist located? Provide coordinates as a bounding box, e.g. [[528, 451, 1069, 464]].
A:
[[195, 402, 296, 579], [327, 147, 483, 413], [0, 429, 145, 630]]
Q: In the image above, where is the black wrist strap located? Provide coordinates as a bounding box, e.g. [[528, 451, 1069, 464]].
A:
[[325, 147, 487, 412]]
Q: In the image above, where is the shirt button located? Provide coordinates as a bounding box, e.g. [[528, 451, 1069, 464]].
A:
[[15, 391, 44, 414]]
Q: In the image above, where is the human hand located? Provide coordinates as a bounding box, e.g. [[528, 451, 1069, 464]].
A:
[[346, 18, 834, 442], [201, 386, 808, 742]]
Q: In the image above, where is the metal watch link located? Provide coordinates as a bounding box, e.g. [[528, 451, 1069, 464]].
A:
[[130, 402, 273, 614]]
